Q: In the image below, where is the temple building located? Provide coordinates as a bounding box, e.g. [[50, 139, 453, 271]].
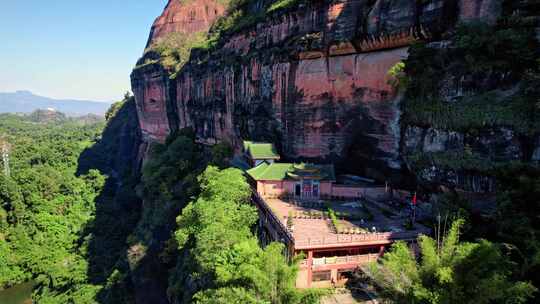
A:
[[243, 141, 280, 167], [245, 141, 430, 289], [247, 162, 365, 199]]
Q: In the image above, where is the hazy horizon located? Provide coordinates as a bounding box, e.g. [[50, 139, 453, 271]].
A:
[[0, 90, 113, 103], [0, 1, 167, 102], [0, 90, 113, 115]]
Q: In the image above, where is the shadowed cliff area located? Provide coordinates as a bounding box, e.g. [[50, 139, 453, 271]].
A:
[[76, 97, 146, 303], [77, 102, 209, 303]]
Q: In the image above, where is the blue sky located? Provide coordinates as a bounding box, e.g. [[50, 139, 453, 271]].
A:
[[0, 1, 168, 102]]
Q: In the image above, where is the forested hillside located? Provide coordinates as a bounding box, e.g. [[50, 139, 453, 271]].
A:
[[0, 97, 145, 303], [0, 111, 108, 301]]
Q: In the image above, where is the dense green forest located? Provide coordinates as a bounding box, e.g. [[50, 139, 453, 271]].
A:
[[0, 101, 144, 303], [0, 112, 108, 302], [129, 130, 326, 303], [0, 100, 326, 303]]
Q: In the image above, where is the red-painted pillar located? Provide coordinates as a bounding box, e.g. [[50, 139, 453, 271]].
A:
[[378, 245, 385, 257], [307, 250, 313, 288]]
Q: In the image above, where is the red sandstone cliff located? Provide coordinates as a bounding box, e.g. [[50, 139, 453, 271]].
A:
[[146, 0, 227, 47], [132, 0, 508, 182], [133, 0, 228, 142]]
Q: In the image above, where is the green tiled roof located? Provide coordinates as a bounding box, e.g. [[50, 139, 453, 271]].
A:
[[246, 162, 269, 179], [247, 163, 293, 181], [243, 140, 253, 151], [287, 163, 336, 181], [247, 162, 335, 181], [243, 141, 280, 159]]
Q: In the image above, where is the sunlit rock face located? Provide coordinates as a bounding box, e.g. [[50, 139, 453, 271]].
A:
[[146, 0, 227, 46], [171, 0, 441, 179], [175, 47, 407, 175], [131, 64, 173, 142], [132, 0, 228, 142], [132, 0, 510, 182]]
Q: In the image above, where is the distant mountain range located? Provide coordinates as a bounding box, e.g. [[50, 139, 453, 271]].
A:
[[0, 91, 112, 116]]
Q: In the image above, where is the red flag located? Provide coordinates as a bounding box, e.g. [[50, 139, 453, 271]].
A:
[[412, 192, 417, 205]]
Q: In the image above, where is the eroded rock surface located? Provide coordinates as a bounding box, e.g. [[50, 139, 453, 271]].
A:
[[146, 0, 227, 46], [132, 63, 174, 142], [132, 0, 531, 186]]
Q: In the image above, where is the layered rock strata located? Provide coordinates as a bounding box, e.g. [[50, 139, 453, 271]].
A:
[[132, 0, 524, 186]]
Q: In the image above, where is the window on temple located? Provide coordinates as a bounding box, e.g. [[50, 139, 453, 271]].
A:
[[312, 271, 331, 282]]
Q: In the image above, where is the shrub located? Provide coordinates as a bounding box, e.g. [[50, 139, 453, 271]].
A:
[[328, 209, 341, 233], [366, 220, 536, 303], [147, 31, 210, 78], [287, 211, 294, 229], [210, 141, 233, 168], [267, 0, 306, 14], [387, 61, 408, 90]]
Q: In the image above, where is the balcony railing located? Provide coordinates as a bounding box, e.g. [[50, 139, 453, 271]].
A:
[[295, 231, 420, 248], [302, 253, 380, 267]]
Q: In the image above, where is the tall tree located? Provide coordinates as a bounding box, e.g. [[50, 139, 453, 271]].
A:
[[173, 166, 323, 304], [367, 220, 536, 304]]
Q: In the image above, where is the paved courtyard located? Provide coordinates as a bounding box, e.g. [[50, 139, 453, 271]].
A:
[[264, 197, 430, 248]]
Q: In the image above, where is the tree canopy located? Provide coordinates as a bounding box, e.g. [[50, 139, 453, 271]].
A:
[[0, 112, 108, 302], [367, 219, 536, 304], [172, 166, 324, 304]]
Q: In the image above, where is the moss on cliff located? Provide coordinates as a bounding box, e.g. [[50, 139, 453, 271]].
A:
[[407, 150, 523, 173], [400, 16, 540, 188], [267, 0, 307, 14], [146, 31, 211, 78], [401, 21, 539, 135], [146, 0, 313, 74], [403, 92, 539, 134]]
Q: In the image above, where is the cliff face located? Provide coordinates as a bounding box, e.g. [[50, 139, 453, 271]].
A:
[[146, 0, 227, 46], [399, 1, 540, 192], [132, 0, 536, 187], [133, 0, 229, 143]]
